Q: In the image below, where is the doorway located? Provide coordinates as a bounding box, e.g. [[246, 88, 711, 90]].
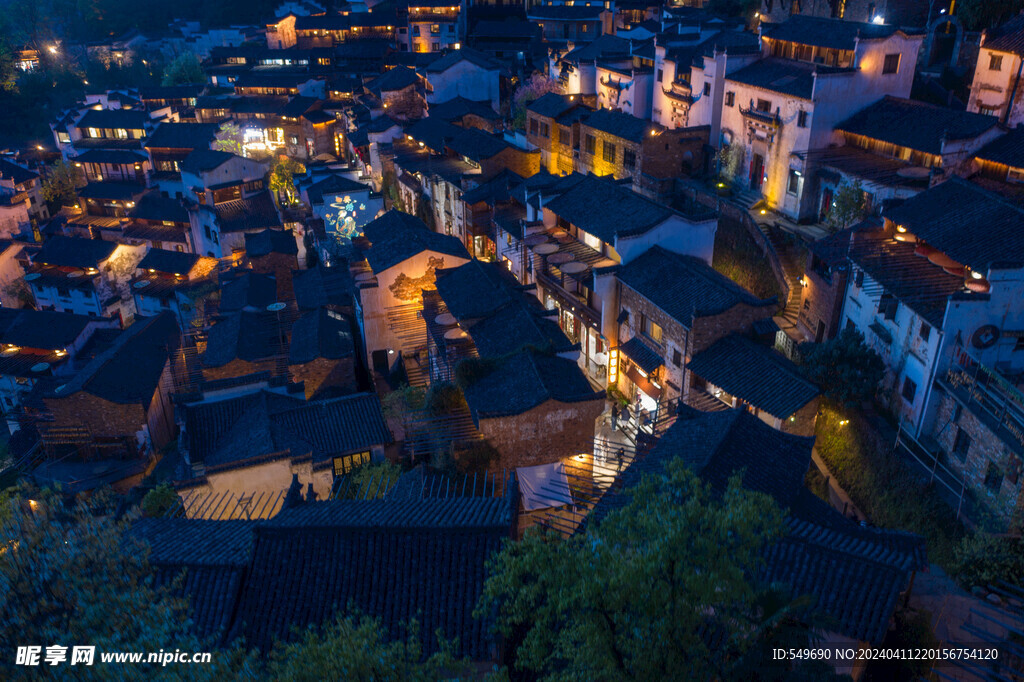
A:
[[750, 153, 765, 191]]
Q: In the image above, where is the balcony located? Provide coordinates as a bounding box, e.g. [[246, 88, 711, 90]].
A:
[[940, 345, 1024, 456]]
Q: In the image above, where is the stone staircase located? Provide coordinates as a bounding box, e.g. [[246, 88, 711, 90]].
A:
[[731, 188, 763, 211], [764, 225, 807, 342]]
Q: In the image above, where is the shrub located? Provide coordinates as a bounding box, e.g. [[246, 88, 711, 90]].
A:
[[140, 483, 179, 517], [951, 533, 1024, 591]]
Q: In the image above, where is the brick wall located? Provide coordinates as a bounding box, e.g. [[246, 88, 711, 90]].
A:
[[798, 255, 848, 342], [203, 356, 355, 399], [476, 397, 605, 473], [689, 304, 775, 354], [933, 391, 1024, 530]]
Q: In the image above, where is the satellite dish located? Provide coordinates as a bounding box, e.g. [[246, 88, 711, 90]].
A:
[[30, 362, 50, 372], [267, 302, 287, 312], [67, 270, 85, 278], [133, 280, 151, 289]]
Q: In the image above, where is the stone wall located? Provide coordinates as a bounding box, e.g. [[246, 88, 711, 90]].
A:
[[476, 397, 605, 473], [933, 390, 1024, 530]]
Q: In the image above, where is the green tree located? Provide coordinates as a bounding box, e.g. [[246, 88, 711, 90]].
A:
[[799, 328, 885, 408], [40, 159, 80, 209], [826, 180, 866, 231], [141, 483, 179, 517], [477, 462, 828, 680], [956, 0, 1024, 31], [268, 156, 305, 206], [335, 460, 402, 500], [161, 52, 204, 86], [717, 143, 743, 185], [0, 488, 258, 679], [213, 122, 245, 157]]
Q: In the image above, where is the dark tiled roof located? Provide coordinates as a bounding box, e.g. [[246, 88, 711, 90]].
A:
[[526, 92, 577, 119], [77, 108, 150, 131], [561, 35, 632, 62], [362, 209, 468, 273], [762, 15, 902, 50], [219, 271, 280, 312], [231, 489, 514, 657], [618, 335, 662, 373], [0, 309, 97, 350], [543, 174, 675, 242], [365, 66, 421, 95], [77, 181, 147, 201], [182, 388, 306, 465], [727, 58, 816, 100], [292, 265, 353, 310], [138, 248, 200, 275], [144, 122, 219, 150], [428, 96, 501, 122], [446, 127, 510, 162], [279, 95, 318, 118], [837, 96, 999, 156], [245, 229, 298, 258], [458, 169, 523, 205], [423, 48, 503, 73], [202, 310, 279, 367], [984, 13, 1024, 56], [404, 116, 463, 151], [617, 246, 773, 325], [129, 192, 190, 224], [883, 176, 1024, 269], [527, 4, 604, 20], [50, 313, 179, 404], [269, 392, 392, 458], [34, 236, 116, 268], [288, 307, 355, 364], [686, 335, 819, 419], [181, 149, 237, 174], [214, 192, 282, 233], [0, 158, 39, 185], [582, 108, 659, 143], [129, 517, 255, 640], [304, 174, 372, 204], [974, 125, 1024, 168], [462, 349, 603, 419], [71, 149, 148, 165]]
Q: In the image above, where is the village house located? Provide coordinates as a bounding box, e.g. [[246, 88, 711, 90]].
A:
[[296, 172, 384, 249], [398, 0, 463, 54], [718, 15, 923, 220], [26, 236, 145, 323], [0, 240, 37, 309], [796, 223, 856, 343], [143, 122, 220, 199], [351, 209, 470, 375], [967, 14, 1024, 126], [428, 96, 503, 132], [173, 380, 391, 499], [840, 178, 1024, 433], [420, 259, 603, 471], [31, 312, 180, 493], [0, 309, 119, 433], [549, 35, 634, 105], [601, 244, 778, 414], [969, 125, 1024, 203], [118, 192, 193, 252], [522, 173, 718, 386], [422, 48, 503, 110], [528, 2, 612, 45], [815, 96, 1002, 220], [200, 268, 361, 399], [364, 66, 428, 121], [0, 158, 49, 226], [130, 249, 219, 329]]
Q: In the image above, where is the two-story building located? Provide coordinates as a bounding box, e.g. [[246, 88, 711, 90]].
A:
[[719, 15, 923, 220], [966, 14, 1024, 126], [422, 48, 503, 110]]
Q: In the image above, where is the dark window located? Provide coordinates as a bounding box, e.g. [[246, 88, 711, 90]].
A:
[[952, 427, 972, 460], [1015, 336, 1024, 351], [901, 376, 917, 403], [529, 118, 538, 136], [919, 322, 931, 341], [756, 98, 772, 113], [797, 110, 808, 127], [879, 292, 898, 320], [990, 54, 1004, 71], [855, 269, 864, 287], [846, 318, 856, 332], [540, 122, 550, 138], [602, 140, 616, 163], [657, 68, 663, 83], [984, 462, 1004, 491], [787, 169, 800, 195], [558, 126, 570, 146], [883, 53, 900, 74], [725, 91, 735, 107], [623, 149, 637, 169], [672, 349, 681, 366], [703, 82, 711, 96], [585, 134, 596, 155]]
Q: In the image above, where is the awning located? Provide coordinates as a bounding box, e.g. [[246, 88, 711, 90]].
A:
[[625, 364, 663, 400], [618, 335, 662, 374], [517, 462, 573, 511]]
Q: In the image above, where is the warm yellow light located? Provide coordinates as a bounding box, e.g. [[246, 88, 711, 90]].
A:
[[48, 46, 57, 54], [37, 145, 44, 151], [971, 270, 983, 279], [896, 225, 906, 233], [760, 209, 767, 215]]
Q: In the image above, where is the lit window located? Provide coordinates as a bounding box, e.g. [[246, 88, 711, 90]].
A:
[[333, 451, 371, 476]]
